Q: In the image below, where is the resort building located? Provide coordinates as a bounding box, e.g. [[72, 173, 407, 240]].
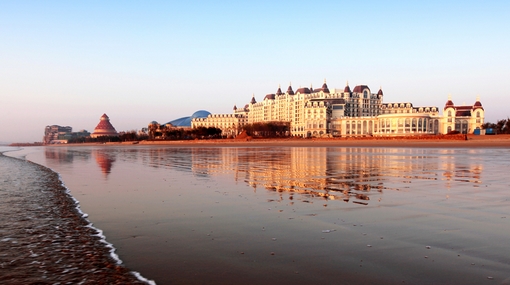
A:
[[43, 125, 72, 144], [192, 113, 248, 137], [191, 80, 484, 137], [442, 96, 485, 134], [90, 114, 118, 138], [43, 125, 90, 144]]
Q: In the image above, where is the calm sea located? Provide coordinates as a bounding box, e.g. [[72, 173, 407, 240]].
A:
[[4, 145, 510, 284]]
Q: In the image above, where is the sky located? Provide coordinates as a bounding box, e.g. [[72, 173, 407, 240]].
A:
[[1, 1, 509, 143]]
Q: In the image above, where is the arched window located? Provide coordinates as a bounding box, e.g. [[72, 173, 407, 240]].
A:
[[448, 111, 452, 117], [476, 111, 480, 118]]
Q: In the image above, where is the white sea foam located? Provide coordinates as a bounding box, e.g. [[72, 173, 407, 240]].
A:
[[54, 171, 157, 284]]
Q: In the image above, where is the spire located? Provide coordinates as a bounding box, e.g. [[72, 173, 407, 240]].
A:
[[377, 86, 383, 96], [91, 113, 118, 138], [344, 80, 351, 93], [474, 95, 483, 108], [321, 79, 330, 93], [287, 83, 294, 95], [445, 94, 454, 108], [276, 84, 282, 95]]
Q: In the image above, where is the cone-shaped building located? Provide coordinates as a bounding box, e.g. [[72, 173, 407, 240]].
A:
[[91, 114, 118, 138]]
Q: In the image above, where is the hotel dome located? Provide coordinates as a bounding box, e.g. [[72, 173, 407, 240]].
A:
[[165, 110, 211, 127]]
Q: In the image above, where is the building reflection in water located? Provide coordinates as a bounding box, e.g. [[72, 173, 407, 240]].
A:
[[44, 147, 116, 179], [187, 147, 484, 206], [44, 147, 92, 166], [93, 149, 116, 178], [45, 146, 485, 205]]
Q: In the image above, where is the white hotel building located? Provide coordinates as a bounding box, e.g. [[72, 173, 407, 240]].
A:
[[192, 81, 484, 137]]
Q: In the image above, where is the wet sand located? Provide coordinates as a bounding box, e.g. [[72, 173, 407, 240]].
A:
[[0, 154, 151, 284], [15, 144, 510, 284], [5, 140, 510, 284]]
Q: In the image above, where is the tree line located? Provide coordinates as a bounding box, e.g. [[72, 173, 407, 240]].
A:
[[482, 118, 510, 134], [243, 122, 290, 138], [146, 122, 290, 141], [66, 130, 149, 143], [148, 125, 223, 140]]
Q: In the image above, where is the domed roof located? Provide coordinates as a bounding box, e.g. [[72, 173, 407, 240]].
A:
[[250, 95, 257, 104], [191, 110, 211, 119], [165, 110, 211, 127], [343, 81, 351, 93], [474, 98, 483, 109], [377, 88, 383, 96], [168, 117, 191, 127], [233, 105, 237, 110], [445, 100, 454, 107]]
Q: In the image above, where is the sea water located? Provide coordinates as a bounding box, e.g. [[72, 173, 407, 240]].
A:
[[0, 147, 153, 284], [6, 145, 510, 284]]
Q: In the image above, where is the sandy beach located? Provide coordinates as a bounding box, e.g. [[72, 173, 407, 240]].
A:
[[6, 136, 510, 284], [0, 154, 151, 285], [53, 134, 510, 148]]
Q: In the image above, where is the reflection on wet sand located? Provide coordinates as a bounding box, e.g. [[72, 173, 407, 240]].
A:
[[86, 147, 483, 206], [186, 147, 484, 206], [45, 148, 116, 178], [44, 146, 484, 204], [93, 149, 116, 177], [36, 146, 509, 285]]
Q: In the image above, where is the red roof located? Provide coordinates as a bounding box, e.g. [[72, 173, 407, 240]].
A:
[[92, 113, 118, 136], [352, 85, 370, 93], [287, 85, 294, 95], [295, 87, 311, 94]]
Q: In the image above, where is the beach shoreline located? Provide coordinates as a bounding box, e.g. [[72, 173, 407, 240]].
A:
[[0, 154, 153, 285], [46, 134, 510, 148]]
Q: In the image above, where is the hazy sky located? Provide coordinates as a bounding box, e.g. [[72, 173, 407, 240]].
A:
[[1, 1, 509, 143]]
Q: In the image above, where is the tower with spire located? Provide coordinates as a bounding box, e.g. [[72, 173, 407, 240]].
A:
[[91, 114, 118, 138]]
